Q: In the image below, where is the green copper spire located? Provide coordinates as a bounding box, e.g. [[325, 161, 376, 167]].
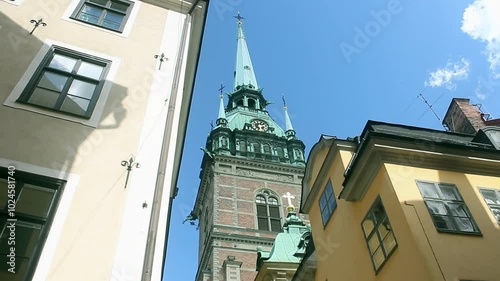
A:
[[234, 12, 259, 90], [216, 83, 227, 127], [283, 95, 296, 140]]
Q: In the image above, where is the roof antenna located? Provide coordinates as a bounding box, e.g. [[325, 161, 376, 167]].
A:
[[417, 92, 447, 129]]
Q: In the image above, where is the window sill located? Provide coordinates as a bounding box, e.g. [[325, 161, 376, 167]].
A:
[[436, 229, 483, 236]]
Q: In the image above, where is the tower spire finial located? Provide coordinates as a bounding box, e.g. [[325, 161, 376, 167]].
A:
[[282, 95, 296, 139], [233, 12, 258, 90], [216, 83, 227, 127]]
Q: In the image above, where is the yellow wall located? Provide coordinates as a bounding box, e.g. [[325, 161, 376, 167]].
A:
[[308, 148, 433, 281], [387, 164, 500, 281], [306, 142, 500, 281]]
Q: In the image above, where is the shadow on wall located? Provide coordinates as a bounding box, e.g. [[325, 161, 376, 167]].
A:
[[0, 9, 132, 281]]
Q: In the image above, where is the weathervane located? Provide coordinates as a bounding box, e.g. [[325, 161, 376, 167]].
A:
[[282, 94, 287, 109], [218, 82, 225, 98], [234, 11, 245, 22]]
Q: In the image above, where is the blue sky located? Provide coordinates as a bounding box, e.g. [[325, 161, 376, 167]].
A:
[[163, 0, 499, 279]]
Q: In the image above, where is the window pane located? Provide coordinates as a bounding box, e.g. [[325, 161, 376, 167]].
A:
[[89, 0, 108, 6], [490, 206, 500, 222], [68, 80, 96, 99], [78, 5, 103, 24], [269, 206, 280, 218], [16, 185, 56, 218], [103, 11, 124, 30], [372, 202, 385, 223], [382, 231, 397, 253], [367, 234, 380, 254], [0, 255, 29, 281], [268, 197, 278, 205], [455, 217, 475, 232], [29, 88, 60, 108], [48, 54, 77, 72], [319, 193, 327, 210], [324, 183, 333, 197], [0, 221, 42, 258], [60, 95, 90, 115], [418, 182, 439, 198], [77, 62, 104, 80], [321, 209, 330, 224], [480, 189, 500, 205], [426, 201, 447, 215], [256, 205, 267, 216], [255, 196, 265, 204], [432, 215, 454, 230], [439, 184, 461, 200], [377, 221, 390, 239], [270, 219, 281, 232], [448, 203, 469, 217], [37, 72, 68, 92], [328, 196, 337, 213], [362, 213, 375, 237], [258, 218, 268, 231], [111, 1, 129, 12], [372, 247, 385, 269], [0, 180, 8, 208]]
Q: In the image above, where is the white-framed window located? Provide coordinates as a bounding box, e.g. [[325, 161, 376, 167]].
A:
[[416, 181, 481, 234], [62, 0, 141, 37], [3, 40, 120, 127], [479, 188, 500, 224], [70, 0, 134, 32]]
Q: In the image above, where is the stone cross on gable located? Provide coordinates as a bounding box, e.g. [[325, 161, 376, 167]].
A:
[[283, 192, 295, 206]]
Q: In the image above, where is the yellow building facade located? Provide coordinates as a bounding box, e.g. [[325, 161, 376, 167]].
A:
[[299, 99, 500, 281]]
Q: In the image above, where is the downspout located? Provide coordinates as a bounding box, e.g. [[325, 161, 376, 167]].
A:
[[141, 12, 191, 281], [404, 201, 446, 281]]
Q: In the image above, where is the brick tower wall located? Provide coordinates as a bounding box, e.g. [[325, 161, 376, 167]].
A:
[[196, 156, 306, 281]]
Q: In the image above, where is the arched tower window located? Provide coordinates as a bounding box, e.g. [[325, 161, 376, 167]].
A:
[[248, 99, 256, 109], [255, 190, 282, 232], [239, 140, 247, 152], [251, 142, 261, 153], [275, 147, 284, 158], [263, 143, 271, 155], [236, 99, 244, 107]]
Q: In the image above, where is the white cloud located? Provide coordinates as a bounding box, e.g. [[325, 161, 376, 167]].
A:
[[424, 58, 470, 90], [462, 0, 500, 76]]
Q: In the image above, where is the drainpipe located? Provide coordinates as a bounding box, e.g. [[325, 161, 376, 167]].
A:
[[141, 11, 191, 281], [404, 201, 446, 281]]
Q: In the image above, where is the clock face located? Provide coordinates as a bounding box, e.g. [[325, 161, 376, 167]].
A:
[[251, 120, 269, 131]]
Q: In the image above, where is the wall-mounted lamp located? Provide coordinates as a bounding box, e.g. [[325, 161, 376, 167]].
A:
[[121, 157, 140, 189], [29, 19, 47, 35], [154, 53, 168, 70]]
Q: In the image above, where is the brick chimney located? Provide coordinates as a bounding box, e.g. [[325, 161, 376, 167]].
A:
[[442, 98, 486, 134]]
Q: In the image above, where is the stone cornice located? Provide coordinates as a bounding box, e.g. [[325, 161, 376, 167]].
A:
[[302, 140, 355, 213], [215, 155, 305, 174], [340, 136, 500, 201]]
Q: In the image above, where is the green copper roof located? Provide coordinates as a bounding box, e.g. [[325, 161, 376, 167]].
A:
[[234, 14, 259, 90], [257, 210, 311, 267]]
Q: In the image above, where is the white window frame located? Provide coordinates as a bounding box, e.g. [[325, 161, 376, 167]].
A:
[[3, 39, 120, 127], [62, 0, 141, 38]]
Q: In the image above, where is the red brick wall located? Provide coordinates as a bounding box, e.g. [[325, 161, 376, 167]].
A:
[[197, 159, 306, 281]]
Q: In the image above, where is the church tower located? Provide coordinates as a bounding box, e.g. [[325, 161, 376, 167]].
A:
[[190, 14, 306, 281]]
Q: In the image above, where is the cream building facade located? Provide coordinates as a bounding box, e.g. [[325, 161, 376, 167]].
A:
[[0, 1, 208, 280]]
